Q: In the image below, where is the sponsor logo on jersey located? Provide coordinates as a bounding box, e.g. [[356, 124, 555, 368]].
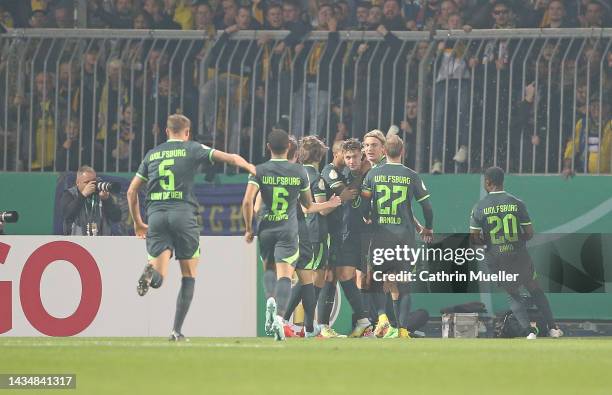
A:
[[318, 178, 325, 190]]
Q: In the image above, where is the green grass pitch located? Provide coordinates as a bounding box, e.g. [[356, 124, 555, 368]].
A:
[[1, 337, 611, 395]]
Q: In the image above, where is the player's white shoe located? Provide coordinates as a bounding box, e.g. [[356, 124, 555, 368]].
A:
[[304, 323, 321, 338], [549, 328, 564, 338], [526, 325, 538, 339], [265, 297, 277, 335], [304, 329, 318, 338], [273, 316, 286, 341]]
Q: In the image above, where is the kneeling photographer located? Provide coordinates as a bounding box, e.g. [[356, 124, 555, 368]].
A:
[[61, 165, 122, 236]]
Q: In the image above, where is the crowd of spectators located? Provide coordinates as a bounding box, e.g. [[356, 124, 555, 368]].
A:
[[0, 0, 609, 30], [0, 0, 610, 175]]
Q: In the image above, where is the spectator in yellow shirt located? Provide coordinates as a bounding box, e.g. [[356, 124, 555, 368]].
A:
[[163, 0, 194, 30], [563, 96, 612, 175], [31, 0, 49, 12]]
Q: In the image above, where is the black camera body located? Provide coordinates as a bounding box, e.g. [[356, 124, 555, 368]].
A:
[[95, 179, 121, 193], [0, 211, 19, 223]]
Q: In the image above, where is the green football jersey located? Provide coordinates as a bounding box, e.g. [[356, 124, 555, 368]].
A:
[[340, 168, 369, 238], [248, 159, 310, 233], [304, 164, 328, 243], [362, 162, 430, 241], [136, 139, 215, 214], [470, 191, 532, 255], [320, 162, 347, 236]]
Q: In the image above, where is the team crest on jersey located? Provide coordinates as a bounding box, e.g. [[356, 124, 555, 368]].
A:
[[318, 178, 325, 190], [329, 169, 338, 180], [352, 196, 361, 208]]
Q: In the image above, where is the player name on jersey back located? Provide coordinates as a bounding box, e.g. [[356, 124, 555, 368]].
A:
[[149, 191, 184, 201]]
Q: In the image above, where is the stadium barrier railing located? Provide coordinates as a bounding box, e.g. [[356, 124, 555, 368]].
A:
[[1, 28, 610, 174]]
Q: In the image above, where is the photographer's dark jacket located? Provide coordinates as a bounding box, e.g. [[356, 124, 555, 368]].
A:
[[60, 187, 122, 236]]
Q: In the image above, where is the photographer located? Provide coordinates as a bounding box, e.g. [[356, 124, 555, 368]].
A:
[[61, 165, 122, 236]]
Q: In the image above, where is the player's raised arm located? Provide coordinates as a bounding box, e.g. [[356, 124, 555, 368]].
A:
[[212, 150, 256, 176], [242, 178, 260, 243], [326, 172, 358, 202], [298, 167, 341, 214], [300, 190, 342, 214], [310, 171, 339, 216], [312, 194, 337, 216], [127, 175, 147, 238]]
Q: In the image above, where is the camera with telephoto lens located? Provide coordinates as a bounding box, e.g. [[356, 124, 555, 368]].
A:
[[0, 211, 19, 223], [95, 179, 121, 193]]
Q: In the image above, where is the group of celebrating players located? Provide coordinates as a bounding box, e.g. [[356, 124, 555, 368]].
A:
[[127, 113, 563, 341], [242, 128, 434, 340]]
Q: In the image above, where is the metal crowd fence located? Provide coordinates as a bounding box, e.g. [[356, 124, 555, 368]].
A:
[[0, 28, 610, 175]]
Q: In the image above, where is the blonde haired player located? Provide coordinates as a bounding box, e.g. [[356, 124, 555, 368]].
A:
[[127, 114, 255, 341]]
